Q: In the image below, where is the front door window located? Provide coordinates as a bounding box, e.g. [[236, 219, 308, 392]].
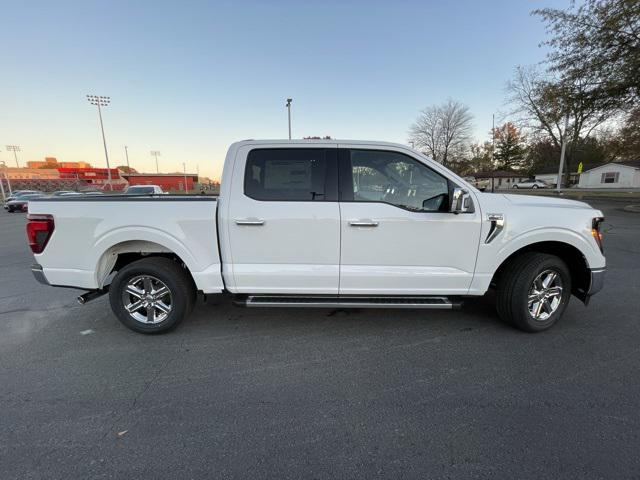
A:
[[342, 149, 450, 212]]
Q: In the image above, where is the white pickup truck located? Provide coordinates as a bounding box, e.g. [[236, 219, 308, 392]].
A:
[[27, 140, 606, 334]]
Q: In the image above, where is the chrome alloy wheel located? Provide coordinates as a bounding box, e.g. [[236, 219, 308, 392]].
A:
[[121, 275, 172, 324], [528, 269, 563, 321]]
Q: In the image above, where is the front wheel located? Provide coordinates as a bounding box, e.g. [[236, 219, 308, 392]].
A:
[[532, 184, 539, 189], [109, 257, 196, 334], [512, 185, 518, 189], [495, 253, 572, 332]]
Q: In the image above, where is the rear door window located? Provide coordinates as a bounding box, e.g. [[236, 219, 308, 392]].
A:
[[244, 148, 337, 201]]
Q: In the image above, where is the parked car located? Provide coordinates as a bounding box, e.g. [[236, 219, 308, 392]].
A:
[[6, 193, 45, 212], [512, 178, 549, 189], [463, 176, 490, 192], [123, 185, 166, 195], [4, 190, 43, 203], [50, 190, 81, 196], [28, 139, 605, 334], [82, 191, 104, 196]]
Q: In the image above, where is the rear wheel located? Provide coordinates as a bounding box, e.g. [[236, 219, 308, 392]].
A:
[[109, 257, 196, 334], [533, 184, 539, 189], [512, 185, 518, 189], [495, 253, 571, 332]]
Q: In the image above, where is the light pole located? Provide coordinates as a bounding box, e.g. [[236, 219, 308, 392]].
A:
[[86, 95, 113, 191], [0, 159, 6, 200], [286, 98, 292, 139], [183, 162, 188, 193], [0, 160, 12, 197], [6, 145, 21, 168], [150, 151, 161, 173], [124, 145, 130, 170]]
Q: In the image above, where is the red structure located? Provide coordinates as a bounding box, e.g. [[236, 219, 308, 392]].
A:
[[58, 167, 120, 181], [122, 173, 198, 192]]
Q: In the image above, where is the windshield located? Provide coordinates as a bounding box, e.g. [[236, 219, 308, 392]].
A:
[[125, 186, 155, 194]]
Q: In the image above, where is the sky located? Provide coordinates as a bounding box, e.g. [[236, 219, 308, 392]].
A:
[[0, 0, 568, 180]]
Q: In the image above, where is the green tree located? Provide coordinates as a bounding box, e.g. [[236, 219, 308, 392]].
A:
[[492, 122, 527, 170], [606, 107, 640, 159], [534, 0, 640, 109]]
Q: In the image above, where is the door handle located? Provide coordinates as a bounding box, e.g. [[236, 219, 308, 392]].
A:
[[235, 219, 265, 226], [349, 220, 379, 227]]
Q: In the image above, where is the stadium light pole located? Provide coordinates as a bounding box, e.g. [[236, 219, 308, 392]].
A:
[[86, 95, 113, 190], [6, 145, 21, 168], [150, 151, 161, 173], [286, 98, 292, 139]]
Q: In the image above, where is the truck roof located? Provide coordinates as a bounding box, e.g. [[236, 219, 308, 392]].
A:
[[231, 139, 415, 149]]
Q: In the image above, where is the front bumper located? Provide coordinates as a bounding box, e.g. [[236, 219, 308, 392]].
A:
[[31, 264, 50, 285], [587, 268, 605, 296]]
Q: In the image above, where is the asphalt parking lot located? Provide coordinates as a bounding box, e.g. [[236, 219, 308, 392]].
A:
[[1, 199, 639, 479]]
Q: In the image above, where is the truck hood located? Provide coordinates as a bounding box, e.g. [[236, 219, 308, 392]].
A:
[[502, 194, 592, 210]]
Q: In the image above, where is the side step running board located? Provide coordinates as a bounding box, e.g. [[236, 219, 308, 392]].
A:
[[236, 295, 461, 309]]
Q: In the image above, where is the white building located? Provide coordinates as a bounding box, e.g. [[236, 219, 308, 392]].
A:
[[578, 161, 640, 189]]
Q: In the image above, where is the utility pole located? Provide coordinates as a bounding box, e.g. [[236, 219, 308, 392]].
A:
[[286, 98, 292, 139], [124, 145, 130, 170], [150, 151, 161, 173], [183, 162, 188, 192], [557, 114, 570, 194], [6, 145, 21, 168], [491, 113, 495, 193], [491, 114, 495, 165], [86, 95, 113, 190]]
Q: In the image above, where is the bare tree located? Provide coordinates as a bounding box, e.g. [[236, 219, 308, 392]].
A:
[[506, 66, 616, 184], [409, 99, 474, 168]]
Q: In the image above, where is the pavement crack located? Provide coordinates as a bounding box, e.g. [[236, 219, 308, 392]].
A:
[[100, 340, 185, 440]]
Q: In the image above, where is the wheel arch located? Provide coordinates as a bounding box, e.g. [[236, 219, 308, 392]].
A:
[[95, 239, 197, 292], [490, 241, 591, 302]]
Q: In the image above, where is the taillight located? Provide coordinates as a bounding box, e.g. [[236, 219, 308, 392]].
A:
[[592, 217, 604, 253], [26, 214, 55, 254]]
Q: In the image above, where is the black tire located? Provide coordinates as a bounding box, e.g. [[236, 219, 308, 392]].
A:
[[512, 185, 518, 189], [532, 184, 539, 189], [495, 252, 572, 333], [109, 257, 196, 334], [7, 206, 13, 212]]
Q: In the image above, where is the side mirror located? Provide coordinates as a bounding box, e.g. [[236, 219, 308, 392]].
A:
[[451, 188, 472, 213]]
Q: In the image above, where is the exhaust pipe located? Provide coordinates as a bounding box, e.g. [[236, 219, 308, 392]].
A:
[[77, 289, 108, 305]]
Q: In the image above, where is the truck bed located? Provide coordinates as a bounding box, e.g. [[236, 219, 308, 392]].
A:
[[28, 195, 224, 293]]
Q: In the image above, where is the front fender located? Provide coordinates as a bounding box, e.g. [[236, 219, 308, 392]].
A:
[[468, 226, 605, 296], [493, 227, 603, 272]]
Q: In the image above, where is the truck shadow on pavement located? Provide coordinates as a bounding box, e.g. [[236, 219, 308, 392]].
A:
[[179, 292, 509, 336]]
